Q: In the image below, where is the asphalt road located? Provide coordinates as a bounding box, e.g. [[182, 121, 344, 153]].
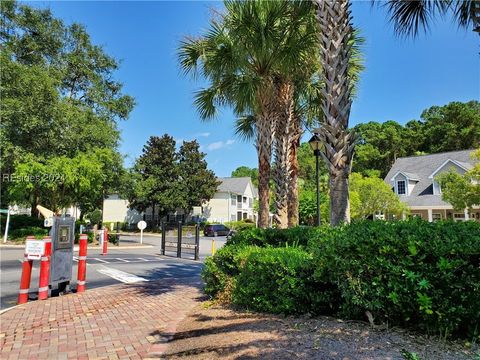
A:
[[0, 234, 226, 310]]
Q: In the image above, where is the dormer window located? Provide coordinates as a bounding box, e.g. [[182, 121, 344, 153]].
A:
[[397, 180, 406, 195]]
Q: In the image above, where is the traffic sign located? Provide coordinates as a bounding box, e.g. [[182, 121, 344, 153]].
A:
[[25, 240, 45, 260], [137, 220, 147, 244]]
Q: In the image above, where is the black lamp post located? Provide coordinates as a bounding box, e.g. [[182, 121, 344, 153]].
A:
[[308, 133, 322, 226]]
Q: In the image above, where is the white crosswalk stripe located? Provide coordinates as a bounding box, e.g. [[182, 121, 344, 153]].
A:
[[96, 266, 149, 283], [72, 256, 162, 264]]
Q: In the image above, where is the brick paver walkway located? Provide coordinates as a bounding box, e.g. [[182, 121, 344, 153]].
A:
[[0, 277, 204, 359]]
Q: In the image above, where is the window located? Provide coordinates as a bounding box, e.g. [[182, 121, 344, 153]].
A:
[[231, 194, 236, 206], [397, 180, 406, 195], [230, 215, 236, 222], [243, 196, 247, 203], [432, 213, 442, 222]]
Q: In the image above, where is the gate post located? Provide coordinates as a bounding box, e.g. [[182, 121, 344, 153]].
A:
[[161, 222, 166, 255], [194, 223, 200, 260], [177, 221, 182, 258]]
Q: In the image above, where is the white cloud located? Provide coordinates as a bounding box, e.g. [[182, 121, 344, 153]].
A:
[[196, 132, 211, 138], [206, 139, 235, 151], [207, 141, 224, 151]]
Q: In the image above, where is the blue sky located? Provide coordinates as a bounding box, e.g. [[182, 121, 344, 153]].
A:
[[34, 1, 478, 177]]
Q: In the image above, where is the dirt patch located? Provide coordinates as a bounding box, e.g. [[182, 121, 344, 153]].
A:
[[160, 304, 476, 359]]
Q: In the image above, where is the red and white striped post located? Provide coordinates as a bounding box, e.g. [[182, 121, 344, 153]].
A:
[[38, 236, 52, 300], [102, 228, 108, 256], [77, 234, 88, 293], [18, 236, 35, 304]]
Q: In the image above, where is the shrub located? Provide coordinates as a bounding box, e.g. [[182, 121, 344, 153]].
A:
[[311, 220, 480, 338], [74, 232, 95, 243], [224, 220, 256, 232], [202, 244, 256, 298], [204, 219, 480, 339], [226, 225, 331, 248], [9, 227, 48, 240], [233, 247, 338, 314], [0, 214, 44, 231]]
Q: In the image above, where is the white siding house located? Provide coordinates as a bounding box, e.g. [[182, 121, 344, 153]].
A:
[[385, 150, 479, 222], [202, 177, 258, 223], [102, 177, 258, 226]]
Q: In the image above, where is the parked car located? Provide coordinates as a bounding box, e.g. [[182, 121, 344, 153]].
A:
[[204, 224, 230, 237]]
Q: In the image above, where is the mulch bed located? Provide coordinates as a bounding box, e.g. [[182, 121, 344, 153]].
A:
[[161, 304, 477, 359]]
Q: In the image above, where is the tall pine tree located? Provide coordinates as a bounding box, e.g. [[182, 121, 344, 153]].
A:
[[178, 140, 219, 212]]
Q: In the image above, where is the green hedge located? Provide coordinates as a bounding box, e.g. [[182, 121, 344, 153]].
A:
[[9, 227, 48, 239], [224, 220, 256, 232], [225, 226, 330, 248], [0, 214, 44, 231], [311, 220, 480, 339], [233, 247, 338, 314], [203, 220, 480, 339]]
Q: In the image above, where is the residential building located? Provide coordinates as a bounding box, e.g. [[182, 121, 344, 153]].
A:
[[102, 177, 258, 227], [202, 177, 258, 223], [385, 149, 479, 222]]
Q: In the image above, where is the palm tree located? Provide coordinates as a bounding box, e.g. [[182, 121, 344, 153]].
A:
[[382, 0, 480, 36], [313, 0, 476, 225], [179, 0, 317, 228]]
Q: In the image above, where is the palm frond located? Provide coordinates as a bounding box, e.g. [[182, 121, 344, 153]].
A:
[[382, 0, 450, 37], [234, 115, 256, 142]]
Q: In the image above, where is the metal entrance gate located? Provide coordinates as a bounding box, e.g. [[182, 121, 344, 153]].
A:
[[161, 222, 200, 260]]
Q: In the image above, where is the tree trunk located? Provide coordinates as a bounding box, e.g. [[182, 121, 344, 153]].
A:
[[31, 193, 39, 218], [314, 0, 355, 226], [329, 169, 350, 226], [273, 80, 294, 229], [256, 91, 275, 229], [287, 113, 301, 227], [151, 203, 155, 229]]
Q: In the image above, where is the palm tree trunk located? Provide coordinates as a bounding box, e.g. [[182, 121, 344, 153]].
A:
[[314, 0, 355, 226], [256, 89, 275, 228], [256, 113, 273, 228], [273, 80, 294, 229], [329, 168, 350, 225], [287, 113, 301, 227]]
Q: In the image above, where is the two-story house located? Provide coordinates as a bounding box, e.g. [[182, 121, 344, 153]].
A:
[[201, 177, 258, 223], [384, 149, 479, 222], [102, 177, 258, 227]]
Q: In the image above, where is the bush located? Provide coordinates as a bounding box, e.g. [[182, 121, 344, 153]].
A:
[[311, 220, 480, 338], [107, 233, 119, 244], [204, 219, 480, 339], [233, 247, 338, 314], [224, 220, 256, 232], [226, 225, 331, 248], [202, 244, 256, 298], [0, 214, 44, 231], [74, 232, 95, 244], [9, 227, 48, 240]]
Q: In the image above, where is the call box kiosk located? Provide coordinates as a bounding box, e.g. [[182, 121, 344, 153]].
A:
[[49, 216, 75, 292]]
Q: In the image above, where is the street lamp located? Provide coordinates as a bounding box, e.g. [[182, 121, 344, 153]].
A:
[[308, 133, 322, 226]]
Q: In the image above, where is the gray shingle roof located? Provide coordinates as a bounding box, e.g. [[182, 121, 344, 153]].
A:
[[217, 177, 257, 197], [390, 171, 420, 181], [384, 150, 477, 207]]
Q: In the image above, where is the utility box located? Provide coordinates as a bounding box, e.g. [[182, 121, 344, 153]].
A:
[[50, 216, 75, 291]]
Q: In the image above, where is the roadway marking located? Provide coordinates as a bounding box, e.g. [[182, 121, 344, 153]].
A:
[[97, 266, 149, 284], [71, 256, 163, 264]]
